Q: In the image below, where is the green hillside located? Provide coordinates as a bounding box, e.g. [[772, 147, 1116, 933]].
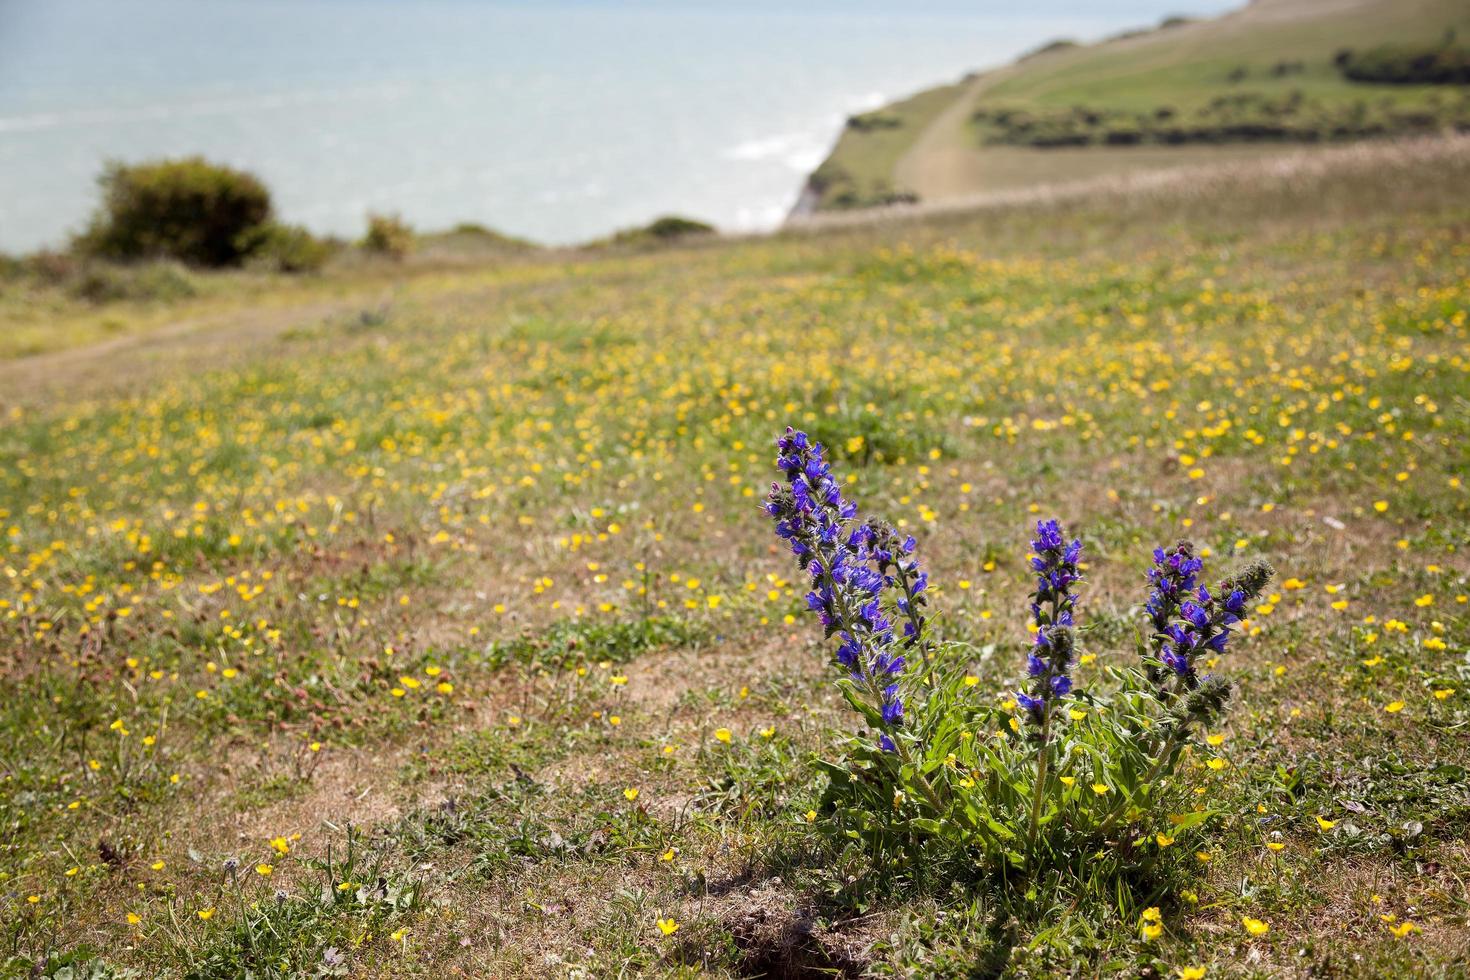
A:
[[806, 0, 1470, 211]]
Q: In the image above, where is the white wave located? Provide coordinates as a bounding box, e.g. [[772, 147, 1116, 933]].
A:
[[722, 132, 826, 173]]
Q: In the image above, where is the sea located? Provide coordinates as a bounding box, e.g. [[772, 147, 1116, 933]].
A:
[[0, 0, 1238, 252]]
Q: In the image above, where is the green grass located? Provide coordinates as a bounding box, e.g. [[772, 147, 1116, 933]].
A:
[[0, 143, 1467, 977]]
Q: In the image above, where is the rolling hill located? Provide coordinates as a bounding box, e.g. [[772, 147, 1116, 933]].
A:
[[799, 0, 1470, 213]]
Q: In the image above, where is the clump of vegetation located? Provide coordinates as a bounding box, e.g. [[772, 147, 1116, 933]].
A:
[[846, 110, 903, 133], [638, 215, 715, 240], [1019, 38, 1078, 61], [442, 222, 536, 250], [66, 261, 199, 304], [973, 89, 1470, 147], [10, 248, 199, 305], [361, 212, 416, 260], [1336, 44, 1470, 85], [413, 223, 540, 262], [239, 221, 335, 274], [805, 163, 918, 210], [178, 828, 419, 978], [766, 427, 1272, 873], [606, 215, 716, 247], [77, 157, 274, 268]]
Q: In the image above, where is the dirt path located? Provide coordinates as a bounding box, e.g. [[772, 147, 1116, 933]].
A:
[[891, 68, 1010, 201], [0, 292, 382, 409]]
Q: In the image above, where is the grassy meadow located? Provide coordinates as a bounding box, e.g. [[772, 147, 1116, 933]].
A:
[[1, 141, 1469, 978]]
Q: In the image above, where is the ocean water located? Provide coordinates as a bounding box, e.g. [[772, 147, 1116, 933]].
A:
[[0, 0, 1237, 252]]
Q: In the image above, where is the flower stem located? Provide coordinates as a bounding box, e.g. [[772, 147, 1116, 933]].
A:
[[1026, 703, 1052, 855], [1095, 724, 1188, 840]]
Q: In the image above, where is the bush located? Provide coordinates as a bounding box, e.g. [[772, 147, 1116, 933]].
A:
[[240, 222, 333, 274], [974, 89, 1465, 148], [846, 111, 903, 132], [641, 215, 716, 240], [606, 215, 716, 247], [764, 427, 1274, 874], [78, 157, 273, 267], [1337, 45, 1470, 85], [1020, 38, 1078, 61], [361, 213, 415, 260]]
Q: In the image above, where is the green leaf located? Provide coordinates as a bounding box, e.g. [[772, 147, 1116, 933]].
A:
[[986, 818, 1018, 841], [838, 680, 884, 727], [1165, 809, 1213, 833]]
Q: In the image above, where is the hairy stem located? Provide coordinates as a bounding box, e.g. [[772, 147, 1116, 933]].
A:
[[1026, 703, 1052, 854]]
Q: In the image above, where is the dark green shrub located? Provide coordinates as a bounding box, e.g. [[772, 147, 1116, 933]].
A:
[[641, 215, 716, 239], [1019, 38, 1077, 60], [847, 110, 903, 132], [239, 221, 333, 274], [362, 212, 415, 260], [976, 87, 1459, 149], [1337, 45, 1470, 84], [78, 157, 273, 267], [607, 215, 717, 246]]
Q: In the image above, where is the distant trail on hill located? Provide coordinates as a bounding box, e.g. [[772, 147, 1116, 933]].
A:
[[891, 66, 1016, 203]]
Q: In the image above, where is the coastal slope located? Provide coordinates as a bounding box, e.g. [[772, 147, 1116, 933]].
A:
[[798, 0, 1470, 214]]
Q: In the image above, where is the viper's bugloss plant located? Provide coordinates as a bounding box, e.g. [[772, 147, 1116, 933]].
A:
[[766, 427, 1274, 875]]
